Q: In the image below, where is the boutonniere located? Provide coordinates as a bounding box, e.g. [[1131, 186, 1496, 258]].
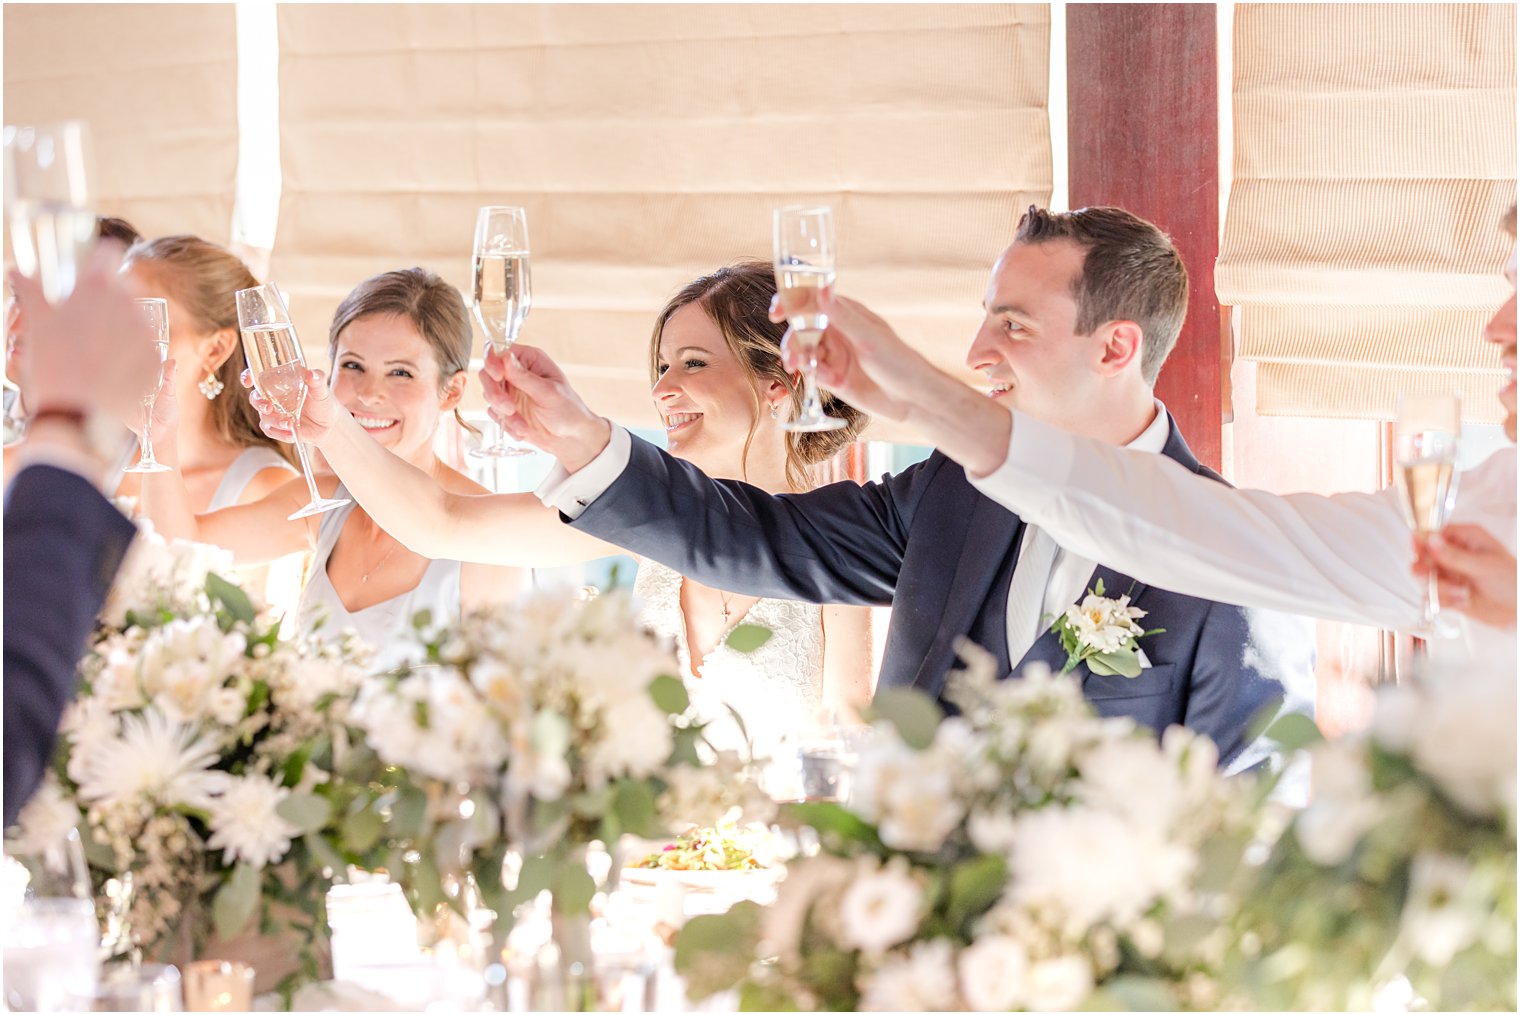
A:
[[1047, 579, 1165, 678]]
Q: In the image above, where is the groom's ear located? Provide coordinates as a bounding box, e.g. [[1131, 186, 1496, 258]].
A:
[[1095, 320, 1144, 377]]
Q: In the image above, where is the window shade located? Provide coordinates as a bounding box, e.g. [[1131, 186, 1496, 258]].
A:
[[1217, 3, 1515, 424], [2, 4, 239, 244], [270, 3, 1052, 440]]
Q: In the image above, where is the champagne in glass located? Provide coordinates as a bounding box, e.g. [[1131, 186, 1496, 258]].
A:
[[123, 298, 171, 473], [470, 205, 535, 458], [774, 206, 846, 433], [4, 122, 95, 306], [1393, 392, 1462, 637], [235, 283, 350, 521]]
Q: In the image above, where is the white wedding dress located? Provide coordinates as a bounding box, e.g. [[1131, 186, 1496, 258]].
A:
[[633, 558, 824, 761]]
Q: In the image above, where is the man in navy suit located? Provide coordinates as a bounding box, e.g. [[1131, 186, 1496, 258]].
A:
[[4, 250, 150, 826], [485, 207, 1315, 774]]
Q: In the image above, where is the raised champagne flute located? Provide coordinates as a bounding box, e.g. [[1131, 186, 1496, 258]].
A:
[[235, 283, 350, 520], [122, 298, 171, 473], [774, 205, 846, 432], [470, 205, 534, 458], [4, 121, 95, 306], [1393, 392, 1462, 638]]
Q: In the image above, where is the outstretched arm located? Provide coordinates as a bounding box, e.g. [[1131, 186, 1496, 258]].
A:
[[244, 367, 613, 568]]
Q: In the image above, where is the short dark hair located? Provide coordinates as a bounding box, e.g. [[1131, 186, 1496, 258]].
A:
[[1014, 206, 1189, 386], [95, 216, 141, 248]]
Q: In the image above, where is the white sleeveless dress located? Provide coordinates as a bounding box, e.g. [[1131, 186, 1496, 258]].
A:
[[633, 558, 824, 760], [207, 446, 296, 510], [296, 483, 462, 672]]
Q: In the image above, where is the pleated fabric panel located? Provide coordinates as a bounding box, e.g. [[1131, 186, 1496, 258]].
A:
[[1218, 3, 1515, 424], [270, 4, 1052, 440], [2, 4, 240, 245]]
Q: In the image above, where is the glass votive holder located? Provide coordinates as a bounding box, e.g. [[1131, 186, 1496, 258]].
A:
[[182, 960, 254, 1012], [92, 962, 183, 1011]]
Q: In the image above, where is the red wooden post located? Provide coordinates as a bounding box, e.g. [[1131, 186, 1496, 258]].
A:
[[1066, 4, 1223, 470]]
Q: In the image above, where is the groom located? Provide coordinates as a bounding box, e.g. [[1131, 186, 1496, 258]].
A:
[[489, 206, 1316, 774]]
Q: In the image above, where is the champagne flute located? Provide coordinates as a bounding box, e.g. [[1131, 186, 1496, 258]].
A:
[[470, 205, 534, 458], [1393, 392, 1462, 637], [235, 283, 351, 520], [3, 826, 101, 1012], [123, 298, 171, 473], [774, 205, 846, 432], [4, 121, 95, 305]]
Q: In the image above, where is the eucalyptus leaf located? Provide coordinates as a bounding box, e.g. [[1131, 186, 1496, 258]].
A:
[[648, 674, 690, 716], [674, 902, 761, 999], [611, 779, 661, 838], [212, 863, 261, 940], [1101, 976, 1178, 1011], [342, 804, 383, 853], [275, 793, 333, 834], [945, 853, 1007, 929], [725, 624, 772, 654], [305, 833, 348, 877], [389, 786, 428, 841], [551, 861, 596, 915], [738, 981, 800, 1012], [1265, 712, 1325, 752], [1088, 651, 1141, 677], [865, 688, 942, 750], [207, 573, 256, 625]]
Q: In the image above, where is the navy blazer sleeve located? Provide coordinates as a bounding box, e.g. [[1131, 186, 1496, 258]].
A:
[[570, 435, 949, 607], [4, 465, 135, 827]]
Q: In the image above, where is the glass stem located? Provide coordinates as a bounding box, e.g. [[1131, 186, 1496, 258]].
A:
[[139, 401, 155, 463], [799, 341, 825, 419], [1423, 565, 1442, 625], [290, 417, 324, 503]]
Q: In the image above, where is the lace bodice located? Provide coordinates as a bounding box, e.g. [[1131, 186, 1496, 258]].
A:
[[634, 558, 824, 760]]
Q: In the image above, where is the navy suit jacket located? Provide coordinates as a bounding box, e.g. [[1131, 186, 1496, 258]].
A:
[[4, 465, 136, 826], [570, 420, 1316, 772]]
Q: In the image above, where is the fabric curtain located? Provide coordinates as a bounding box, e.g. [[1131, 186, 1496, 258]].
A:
[[1217, 2, 1515, 424], [271, 4, 1052, 438], [3, 4, 240, 244]]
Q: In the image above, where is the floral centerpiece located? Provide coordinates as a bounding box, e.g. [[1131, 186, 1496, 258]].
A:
[[1224, 664, 1517, 1011], [6, 523, 373, 998], [676, 644, 1260, 1011], [348, 589, 768, 987]]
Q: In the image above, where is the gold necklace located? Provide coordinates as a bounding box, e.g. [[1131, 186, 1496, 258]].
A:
[[360, 538, 401, 583]]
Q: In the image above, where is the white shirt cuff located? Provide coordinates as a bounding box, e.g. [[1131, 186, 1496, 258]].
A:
[[534, 424, 633, 519]]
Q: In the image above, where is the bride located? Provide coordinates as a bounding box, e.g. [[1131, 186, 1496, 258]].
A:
[[247, 261, 876, 757]]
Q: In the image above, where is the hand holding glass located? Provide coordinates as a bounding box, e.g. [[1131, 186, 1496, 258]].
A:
[[471, 205, 534, 458], [235, 283, 350, 520], [123, 298, 171, 473], [4, 120, 95, 306], [1393, 392, 1462, 637], [774, 205, 846, 432]]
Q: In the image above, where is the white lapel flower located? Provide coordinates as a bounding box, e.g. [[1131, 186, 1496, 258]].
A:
[[1048, 578, 1163, 678]]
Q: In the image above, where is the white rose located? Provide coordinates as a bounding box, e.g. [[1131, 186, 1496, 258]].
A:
[[858, 939, 960, 1012], [209, 688, 247, 727], [958, 934, 1029, 1011], [837, 857, 924, 954], [1024, 954, 1094, 1012], [1400, 852, 1480, 965], [584, 694, 672, 786], [966, 809, 1020, 856]]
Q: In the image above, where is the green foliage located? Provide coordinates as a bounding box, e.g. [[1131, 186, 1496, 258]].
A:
[[648, 674, 690, 716], [211, 863, 261, 940], [275, 793, 332, 835], [206, 573, 256, 625], [865, 688, 941, 750], [675, 901, 762, 1000], [725, 623, 773, 654]]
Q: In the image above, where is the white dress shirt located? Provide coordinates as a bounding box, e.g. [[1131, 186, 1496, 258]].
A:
[[537, 402, 1174, 670], [967, 408, 1519, 670]]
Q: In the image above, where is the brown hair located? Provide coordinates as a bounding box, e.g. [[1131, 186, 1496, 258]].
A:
[[647, 261, 868, 491], [328, 268, 478, 435], [121, 235, 295, 464], [1014, 206, 1189, 386], [95, 216, 141, 248]]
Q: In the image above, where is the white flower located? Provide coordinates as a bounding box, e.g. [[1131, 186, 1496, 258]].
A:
[[1295, 740, 1381, 866], [858, 938, 960, 1012], [74, 709, 227, 810], [1370, 685, 1420, 753], [1406, 672, 1516, 816], [209, 688, 247, 727], [958, 934, 1029, 1011], [1062, 592, 1147, 654], [7, 777, 81, 874], [206, 774, 300, 869], [1005, 805, 1194, 938], [850, 731, 964, 853], [837, 857, 924, 954], [138, 617, 247, 724], [1024, 954, 1094, 1012], [1399, 852, 1480, 965], [583, 694, 672, 786], [966, 808, 1020, 856], [1076, 736, 1191, 833]]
